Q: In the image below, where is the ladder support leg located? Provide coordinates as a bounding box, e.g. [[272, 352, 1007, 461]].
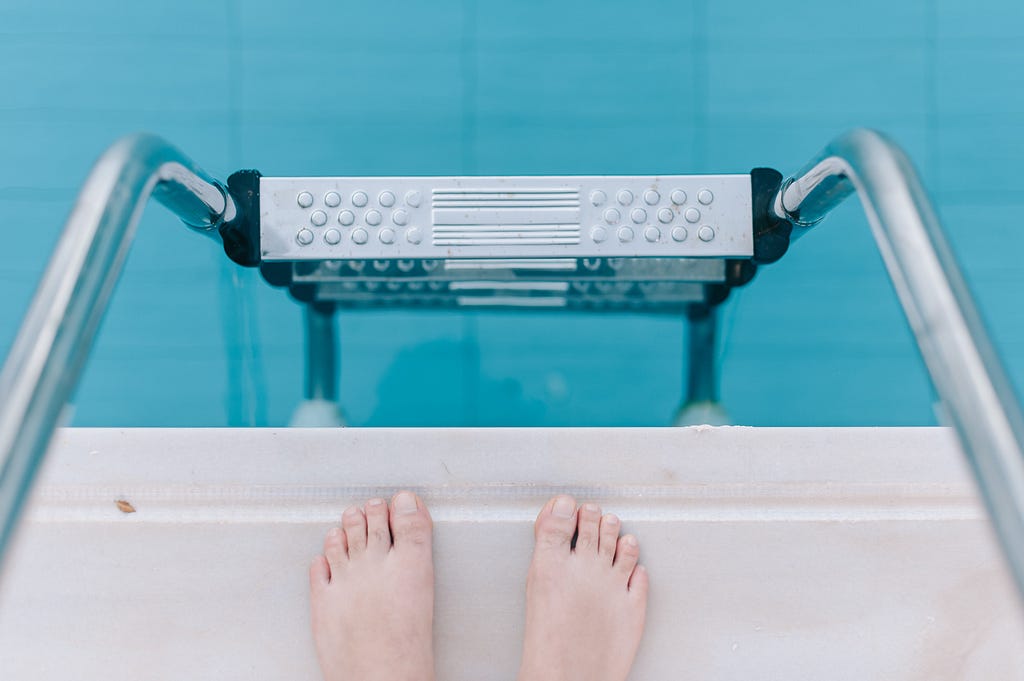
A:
[[674, 304, 730, 426], [290, 302, 345, 427]]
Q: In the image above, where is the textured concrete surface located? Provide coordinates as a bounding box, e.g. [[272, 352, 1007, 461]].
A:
[[1, 427, 1022, 679]]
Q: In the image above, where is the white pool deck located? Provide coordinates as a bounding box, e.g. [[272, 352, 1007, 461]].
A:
[[1, 427, 1022, 680]]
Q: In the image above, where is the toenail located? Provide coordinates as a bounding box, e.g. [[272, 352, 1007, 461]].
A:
[[553, 496, 575, 518], [625, 535, 638, 547], [604, 514, 619, 525], [394, 491, 418, 515], [343, 506, 360, 517], [328, 527, 342, 538], [582, 503, 600, 514], [367, 498, 385, 506]]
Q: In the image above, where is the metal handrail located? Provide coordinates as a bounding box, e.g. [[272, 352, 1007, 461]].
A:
[[0, 134, 237, 569], [775, 128, 1024, 601]]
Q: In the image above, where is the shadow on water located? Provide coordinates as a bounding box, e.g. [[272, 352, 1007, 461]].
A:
[[365, 337, 547, 427]]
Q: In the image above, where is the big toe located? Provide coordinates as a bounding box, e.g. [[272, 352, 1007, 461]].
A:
[[389, 491, 433, 552], [534, 495, 578, 553]]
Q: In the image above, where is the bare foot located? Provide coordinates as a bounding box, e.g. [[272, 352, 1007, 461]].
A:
[[518, 495, 649, 681], [309, 491, 435, 681]]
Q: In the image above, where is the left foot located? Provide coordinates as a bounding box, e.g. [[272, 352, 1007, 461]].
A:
[[309, 491, 435, 681]]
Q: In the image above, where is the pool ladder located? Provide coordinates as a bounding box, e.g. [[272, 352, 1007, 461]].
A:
[[1, 129, 1023, 614]]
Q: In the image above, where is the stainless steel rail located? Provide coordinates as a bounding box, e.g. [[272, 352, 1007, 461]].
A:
[[775, 128, 1024, 601], [0, 134, 237, 569]]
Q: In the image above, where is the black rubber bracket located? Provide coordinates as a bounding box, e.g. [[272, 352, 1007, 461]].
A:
[[259, 259, 315, 306], [702, 259, 757, 308], [750, 167, 792, 265], [220, 169, 263, 268], [699, 168, 794, 308], [219, 170, 314, 303]]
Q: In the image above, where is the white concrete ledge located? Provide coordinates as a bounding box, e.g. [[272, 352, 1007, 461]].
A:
[[1, 427, 1022, 680]]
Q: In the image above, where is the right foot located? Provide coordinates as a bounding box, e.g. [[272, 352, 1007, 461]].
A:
[[517, 495, 649, 681]]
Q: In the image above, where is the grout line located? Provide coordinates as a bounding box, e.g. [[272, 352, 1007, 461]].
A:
[[691, 0, 709, 169], [219, 0, 268, 426], [460, 0, 480, 425], [925, 0, 940, 193], [460, 0, 478, 175]]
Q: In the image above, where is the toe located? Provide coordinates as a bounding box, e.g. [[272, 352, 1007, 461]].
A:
[[309, 554, 330, 592], [574, 503, 602, 554], [613, 534, 640, 582], [323, 527, 348, 573], [628, 564, 650, 597], [364, 498, 392, 553], [389, 491, 433, 552], [598, 513, 620, 563], [534, 495, 578, 552], [342, 505, 367, 555]]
